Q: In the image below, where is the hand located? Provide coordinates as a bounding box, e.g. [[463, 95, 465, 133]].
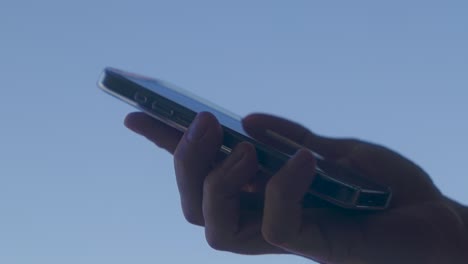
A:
[[125, 112, 468, 263]]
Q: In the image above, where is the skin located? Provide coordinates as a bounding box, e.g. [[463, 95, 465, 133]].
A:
[[124, 111, 468, 264]]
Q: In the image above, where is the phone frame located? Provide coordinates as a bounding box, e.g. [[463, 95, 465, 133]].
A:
[[98, 67, 392, 210]]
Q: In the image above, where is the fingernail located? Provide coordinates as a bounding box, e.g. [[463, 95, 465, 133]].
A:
[[187, 113, 209, 142]]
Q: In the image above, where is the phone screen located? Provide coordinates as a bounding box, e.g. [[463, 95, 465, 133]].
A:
[[99, 67, 392, 210], [113, 68, 248, 137]]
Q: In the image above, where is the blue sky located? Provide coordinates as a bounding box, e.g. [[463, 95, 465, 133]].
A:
[[1, 1, 467, 263]]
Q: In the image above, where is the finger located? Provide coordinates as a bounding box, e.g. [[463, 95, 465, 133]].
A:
[[280, 208, 367, 263], [243, 113, 441, 206], [173, 112, 223, 226], [263, 162, 367, 264], [261, 149, 317, 248], [337, 143, 441, 206], [124, 112, 183, 154], [202, 142, 275, 253], [242, 113, 361, 160]]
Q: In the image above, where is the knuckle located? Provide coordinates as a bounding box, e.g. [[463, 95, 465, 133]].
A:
[[205, 231, 232, 251], [261, 224, 292, 247], [265, 179, 291, 202], [173, 143, 190, 166], [185, 216, 204, 226], [182, 210, 204, 226], [203, 174, 223, 196], [203, 167, 229, 195]]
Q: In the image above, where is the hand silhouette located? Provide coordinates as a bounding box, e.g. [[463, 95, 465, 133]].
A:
[[125, 111, 468, 263]]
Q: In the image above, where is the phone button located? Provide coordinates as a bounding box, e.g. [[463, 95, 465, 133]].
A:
[[134, 93, 148, 104], [152, 101, 174, 117]]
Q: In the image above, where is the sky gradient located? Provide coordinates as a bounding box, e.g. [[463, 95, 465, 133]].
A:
[[1, 1, 467, 263]]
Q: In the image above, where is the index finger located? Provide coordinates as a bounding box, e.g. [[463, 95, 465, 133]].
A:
[[124, 112, 183, 154]]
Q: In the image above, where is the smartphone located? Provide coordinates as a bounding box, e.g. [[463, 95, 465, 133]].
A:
[[98, 67, 392, 210]]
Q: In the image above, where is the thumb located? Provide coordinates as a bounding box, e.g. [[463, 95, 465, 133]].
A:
[[242, 113, 360, 160], [243, 113, 441, 206]]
